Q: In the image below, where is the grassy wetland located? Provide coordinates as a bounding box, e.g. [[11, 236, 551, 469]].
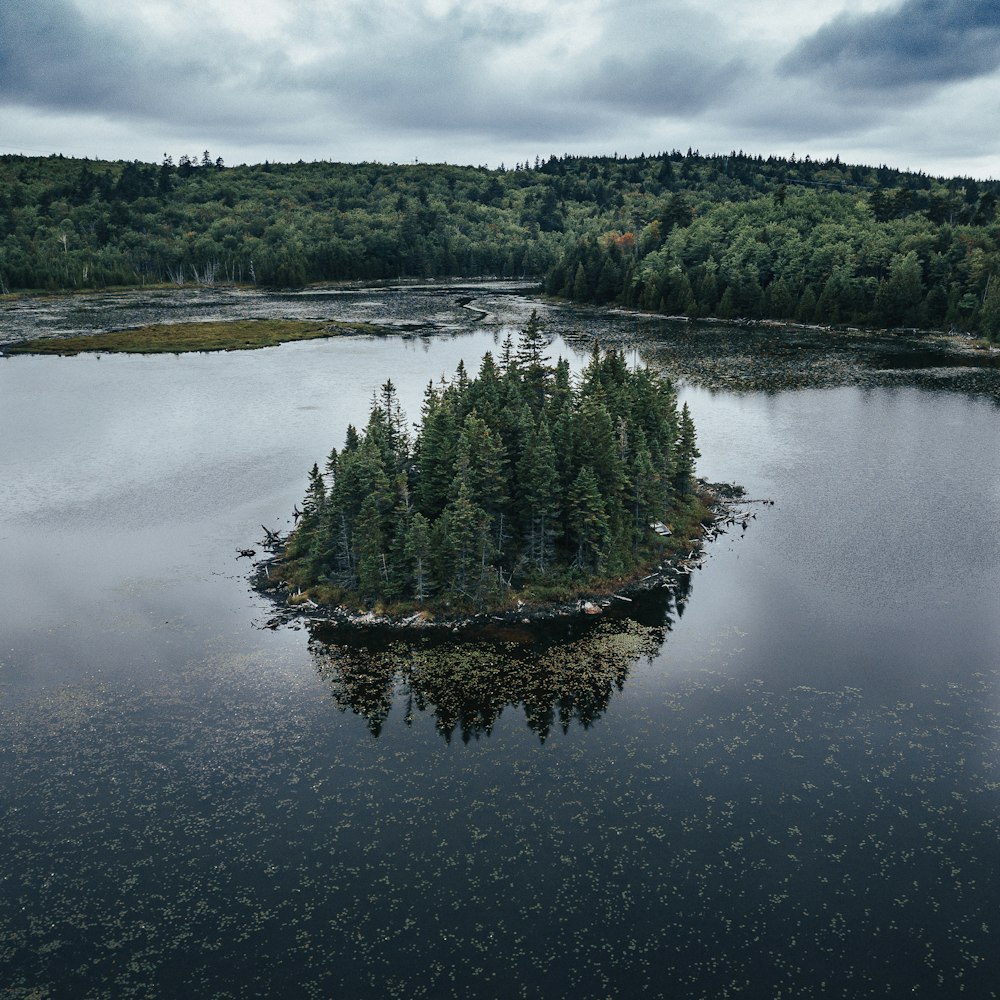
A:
[[2, 317, 384, 355]]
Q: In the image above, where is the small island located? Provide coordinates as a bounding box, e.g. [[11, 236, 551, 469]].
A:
[[260, 312, 716, 626]]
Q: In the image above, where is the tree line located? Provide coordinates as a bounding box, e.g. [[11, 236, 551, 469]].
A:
[[2, 148, 999, 340], [281, 313, 701, 612], [548, 182, 1000, 339]]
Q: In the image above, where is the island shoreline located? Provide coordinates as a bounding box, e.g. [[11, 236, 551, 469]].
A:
[[249, 481, 760, 637]]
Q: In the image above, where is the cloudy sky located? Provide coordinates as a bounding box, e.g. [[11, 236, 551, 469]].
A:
[[3, 0, 1000, 177]]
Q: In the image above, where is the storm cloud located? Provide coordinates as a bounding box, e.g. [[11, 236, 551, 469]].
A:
[[780, 0, 1000, 93], [2, 0, 1000, 177]]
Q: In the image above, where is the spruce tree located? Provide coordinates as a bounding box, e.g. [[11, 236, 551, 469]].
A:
[[627, 427, 658, 543], [574, 396, 622, 500], [518, 417, 560, 572], [355, 495, 386, 601], [280, 311, 703, 611], [675, 402, 700, 496], [454, 412, 508, 520], [439, 481, 493, 602], [404, 513, 433, 603], [414, 385, 458, 519], [567, 466, 608, 571]]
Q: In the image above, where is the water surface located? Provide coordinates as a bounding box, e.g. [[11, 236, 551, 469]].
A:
[[2, 287, 999, 998]]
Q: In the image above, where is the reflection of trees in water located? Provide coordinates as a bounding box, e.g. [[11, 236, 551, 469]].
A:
[[309, 587, 685, 741]]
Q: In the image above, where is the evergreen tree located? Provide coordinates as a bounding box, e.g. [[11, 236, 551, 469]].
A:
[[280, 311, 703, 611], [404, 513, 434, 603], [355, 495, 386, 601], [796, 285, 818, 324], [627, 427, 659, 544], [453, 412, 508, 524], [518, 417, 560, 572], [567, 466, 608, 571], [302, 462, 327, 520], [439, 481, 494, 603], [515, 309, 551, 413], [515, 309, 549, 368], [980, 274, 1000, 343], [675, 403, 700, 495], [574, 396, 622, 499], [875, 251, 924, 327], [287, 462, 327, 563], [414, 384, 458, 518]]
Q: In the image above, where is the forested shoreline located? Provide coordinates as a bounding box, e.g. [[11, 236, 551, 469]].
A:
[[3, 148, 1000, 340], [267, 314, 708, 619]]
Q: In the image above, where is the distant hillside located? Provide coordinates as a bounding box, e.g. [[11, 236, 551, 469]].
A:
[[2, 149, 998, 340]]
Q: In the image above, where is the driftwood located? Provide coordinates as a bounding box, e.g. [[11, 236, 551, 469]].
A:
[[236, 548, 256, 559]]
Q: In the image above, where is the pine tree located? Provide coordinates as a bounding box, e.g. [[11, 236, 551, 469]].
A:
[[574, 396, 622, 500], [302, 462, 327, 520], [518, 417, 560, 572], [378, 379, 410, 468], [404, 513, 433, 603], [468, 352, 503, 427], [439, 481, 493, 602], [454, 412, 508, 519], [515, 309, 549, 368], [515, 309, 551, 413], [499, 333, 515, 373], [675, 402, 700, 495], [567, 466, 608, 571], [627, 427, 658, 544], [287, 462, 328, 562], [875, 251, 924, 327], [796, 285, 817, 324], [414, 384, 458, 518], [355, 495, 386, 601], [281, 310, 701, 610]]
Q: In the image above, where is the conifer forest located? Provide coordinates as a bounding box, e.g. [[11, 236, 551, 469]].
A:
[[3, 149, 1000, 341], [280, 313, 702, 612]]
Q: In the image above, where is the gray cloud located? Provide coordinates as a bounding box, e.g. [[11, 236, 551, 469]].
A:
[[582, 48, 746, 116], [0, 0, 759, 150], [0, 0, 135, 108], [290, 0, 747, 143], [3, 0, 1000, 177], [0, 0, 219, 115], [780, 0, 1000, 93]]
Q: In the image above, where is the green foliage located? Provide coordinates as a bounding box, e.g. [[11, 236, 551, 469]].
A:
[[281, 315, 699, 612], [5, 149, 999, 335], [542, 153, 1000, 336]]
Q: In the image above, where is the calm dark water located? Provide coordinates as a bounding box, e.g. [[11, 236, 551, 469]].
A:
[[1, 287, 999, 998]]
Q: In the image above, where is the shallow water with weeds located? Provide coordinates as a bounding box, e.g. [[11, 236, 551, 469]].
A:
[[2, 286, 999, 998]]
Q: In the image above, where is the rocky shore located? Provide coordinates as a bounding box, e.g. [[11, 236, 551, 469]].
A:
[[249, 482, 762, 636]]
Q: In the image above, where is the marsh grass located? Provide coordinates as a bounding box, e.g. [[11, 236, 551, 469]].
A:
[[4, 318, 384, 355]]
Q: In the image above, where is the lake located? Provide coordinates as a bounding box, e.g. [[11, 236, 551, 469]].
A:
[[2, 285, 999, 998]]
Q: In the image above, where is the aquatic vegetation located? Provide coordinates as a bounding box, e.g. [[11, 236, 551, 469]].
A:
[[2, 648, 999, 998]]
